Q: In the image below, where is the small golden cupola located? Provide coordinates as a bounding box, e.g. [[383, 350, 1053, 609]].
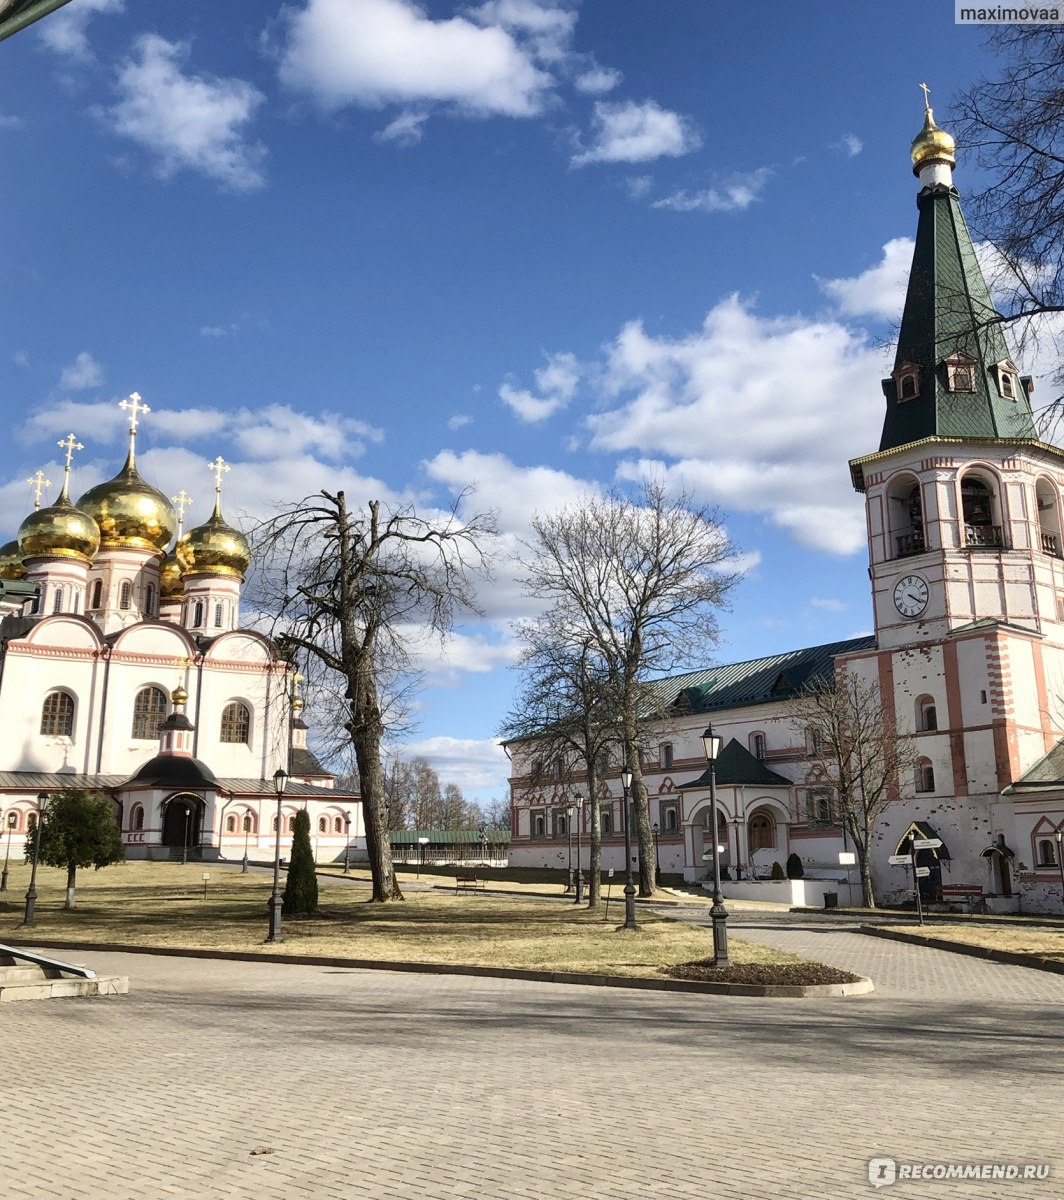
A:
[[176, 456, 251, 580], [76, 393, 176, 553], [17, 441, 100, 563], [160, 488, 194, 605], [911, 82, 956, 178], [0, 539, 27, 580]]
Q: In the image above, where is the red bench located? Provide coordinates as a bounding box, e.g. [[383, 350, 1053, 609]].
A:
[[939, 884, 984, 909]]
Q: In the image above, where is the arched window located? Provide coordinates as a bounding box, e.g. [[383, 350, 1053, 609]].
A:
[[193, 601, 204, 627], [131, 804, 144, 832], [226, 814, 237, 833], [663, 806, 676, 832], [272, 815, 279, 833], [805, 790, 833, 824], [947, 354, 977, 392], [600, 808, 613, 834], [243, 813, 253, 833], [90, 579, 103, 609], [334, 816, 343, 833], [119, 580, 133, 610], [917, 696, 938, 732], [900, 373, 917, 400], [40, 690, 75, 737], [144, 584, 155, 616], [220, 702, 250, 744], [749, 812, 775, 851], [1036, 478, 1062, 558], [915, 757, 935, 793], [317, 816, 326, 833], [961, 474, 1003, 547], [659, 743, 674, 769], [1038, 838, 1056, 867], [214, 602, 224, 628], [52, 587, 63, 613], [749, 733, 766, 760], [132, 686, 167, 740], [532, 812, 545, 837], [287, 815, 296, 833]]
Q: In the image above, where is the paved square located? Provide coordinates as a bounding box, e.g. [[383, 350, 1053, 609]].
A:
[[1, 921, 1061, 1200]]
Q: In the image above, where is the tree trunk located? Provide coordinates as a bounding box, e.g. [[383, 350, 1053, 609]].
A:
[[587, 777, 601, 907], [65, 862, 77, 910], [355, 733, 403, 901]]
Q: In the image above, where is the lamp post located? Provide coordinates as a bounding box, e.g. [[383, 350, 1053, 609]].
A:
[[701, 725, 729, 967], [564, 806, 574, 892], [23, 792, 49, 925], [343, 810, 352, 874], [571, 797, 584, 904], [652, 821, 661, 887], [242, 811, 251, 873], [182, 807, 191, 866], [1, 810, 17, 892], [266, 768, 288, 943], [1056, 830, 1064, 911], [619, 768, 638, 930]]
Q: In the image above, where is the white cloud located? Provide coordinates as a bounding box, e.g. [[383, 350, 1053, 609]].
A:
[[810, 596, 846, 612], [13, 352, 29, 368], [58, 352, 103, 391], [583, 295, 888, 555], [574, 63, 622, 95], [277, 0, 555, 118], [38, 0, 123, 60], [397, 735, 510, 792], [654, 168, 773, 214], [834, 133, 863, 157], [447, 413, 473, 430], [374, 110, 430, 146], [102, 34, 266, 191], [499, 350, 581, 422], [624, 174, 652, 200], [817, 237, 913, 321], [0, 113, 23, 130], [228, 404, 384, 462], [572, 99, 700, 167]]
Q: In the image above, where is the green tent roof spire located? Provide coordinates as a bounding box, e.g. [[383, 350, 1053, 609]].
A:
[[877, 97, 1036, 453]]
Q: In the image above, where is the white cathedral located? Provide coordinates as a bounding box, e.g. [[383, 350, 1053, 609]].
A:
[[508, 99, 1064, 914], [0, 397, 363, 865]]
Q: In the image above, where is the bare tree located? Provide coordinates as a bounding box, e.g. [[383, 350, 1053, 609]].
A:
[[253, 491, 494, 902], [792, 672, 919, 908], [519, 481, 738, 896], [500, 632, 623, 906], [951, 28, 1064, 424]]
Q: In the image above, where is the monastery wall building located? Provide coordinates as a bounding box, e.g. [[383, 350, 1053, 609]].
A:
[[0, 398, 363, 865], [507, 101, 1064, 914]]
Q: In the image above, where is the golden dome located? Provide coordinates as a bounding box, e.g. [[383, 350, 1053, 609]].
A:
[[17, 491, 101, 563], [159, 551, 184, 600], [291, 695, 304, 714], [911, 105, 956, 175], [77, 454, 176, 553], [176, 504, 251, 579], [171, 685, 189, 706], [0, 539, 26, 580]]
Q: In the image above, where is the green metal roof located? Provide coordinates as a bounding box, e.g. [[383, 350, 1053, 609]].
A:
[[673, 738, 791, 790], [389, 829, 510, 844], [645, 635, 875, 716], [1002, 738, 1064, 792], [878, 182, 1037, 452]]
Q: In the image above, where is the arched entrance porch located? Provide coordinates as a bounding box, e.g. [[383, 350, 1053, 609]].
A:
[[161, 794, 206, 858]]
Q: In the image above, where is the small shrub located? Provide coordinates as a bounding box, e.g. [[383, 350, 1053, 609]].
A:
[[282, 810, 319, 916], [786, 852, 805, 880], [720, 866, 731, 881], [770, 860, 786, 881]]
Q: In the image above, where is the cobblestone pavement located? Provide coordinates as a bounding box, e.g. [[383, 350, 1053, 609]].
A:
[[1, 933, 1061, 1200]]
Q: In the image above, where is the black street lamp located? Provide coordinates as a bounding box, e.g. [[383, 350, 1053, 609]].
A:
[[564, 806, 574, 892], [1, 810, 17, 892], [652, 821, 661, 887], [1056, 830, 1064, 911], [571, 796, 584, 904], [343, 810, 352, 874], [619, 767, 639, 930], [242, 810, 252, 873], [23, 792, 49, 925], [182, 807, 191, 866], [701, 725, 729, 967], [266, 769, 288, 943]]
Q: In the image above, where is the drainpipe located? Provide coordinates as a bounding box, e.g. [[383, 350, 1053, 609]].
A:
[[95, 646, 112, 774]]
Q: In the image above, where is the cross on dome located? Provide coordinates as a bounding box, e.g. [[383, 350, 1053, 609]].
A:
[[120, 391, 150, 432], [27, 469, 52, 511], [171, 488, 194, 538], [919, 81, 931, 112], [208, 455, 231, 497]]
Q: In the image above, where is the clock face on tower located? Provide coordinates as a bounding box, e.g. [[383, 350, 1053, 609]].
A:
[[893, 574, 929, 619]]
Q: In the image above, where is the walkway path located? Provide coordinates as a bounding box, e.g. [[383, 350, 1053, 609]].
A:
[[1, 928, 1060, 1200]]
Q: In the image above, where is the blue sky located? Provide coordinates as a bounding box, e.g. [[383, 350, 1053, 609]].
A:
[[0, 1, 1025, 804]]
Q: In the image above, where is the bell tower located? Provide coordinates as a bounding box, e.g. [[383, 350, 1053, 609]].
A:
[[849, 91, 1064, 654]]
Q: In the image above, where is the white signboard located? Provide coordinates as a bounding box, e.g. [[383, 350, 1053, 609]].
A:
[[912, 838, 942, 850], [888, 854, 911, 866], [915, 866, 931, 878], [838, 852, 856, 865]]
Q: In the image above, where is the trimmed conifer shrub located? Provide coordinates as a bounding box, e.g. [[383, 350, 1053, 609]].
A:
[[282, 809, 318, 916], [786, 852, 805, 880], [770, 860, 786, 881]]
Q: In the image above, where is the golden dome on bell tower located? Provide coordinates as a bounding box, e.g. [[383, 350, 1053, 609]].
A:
[[911, 83, 956, 176]]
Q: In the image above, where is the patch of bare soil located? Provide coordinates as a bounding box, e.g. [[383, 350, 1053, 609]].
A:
[[662, 959, 862, 986]]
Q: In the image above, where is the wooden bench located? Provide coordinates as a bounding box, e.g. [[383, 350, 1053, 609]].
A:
[[939, 884, 984, 911], [455, 874, 485, 893]]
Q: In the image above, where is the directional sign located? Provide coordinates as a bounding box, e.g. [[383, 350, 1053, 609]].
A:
[[838, 852, 856, 866], [888, 854, 911, 865], [915, 866, 931, 878], [912, 838, 942, 850]]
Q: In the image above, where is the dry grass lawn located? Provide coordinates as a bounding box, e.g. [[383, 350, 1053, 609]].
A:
[[0, 861, 800, 979], [881, 922, 1064, 966]]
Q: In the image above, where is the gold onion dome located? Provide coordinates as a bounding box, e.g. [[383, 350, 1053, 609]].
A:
[[0, 539, 26, 580], [77, 454, 176, 552], [176, 503, 251, 579], [17, 487, 101, 563], [171, 685, 189, 706], [159, 550, 184, 600], [911, 105, 956, 175]]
